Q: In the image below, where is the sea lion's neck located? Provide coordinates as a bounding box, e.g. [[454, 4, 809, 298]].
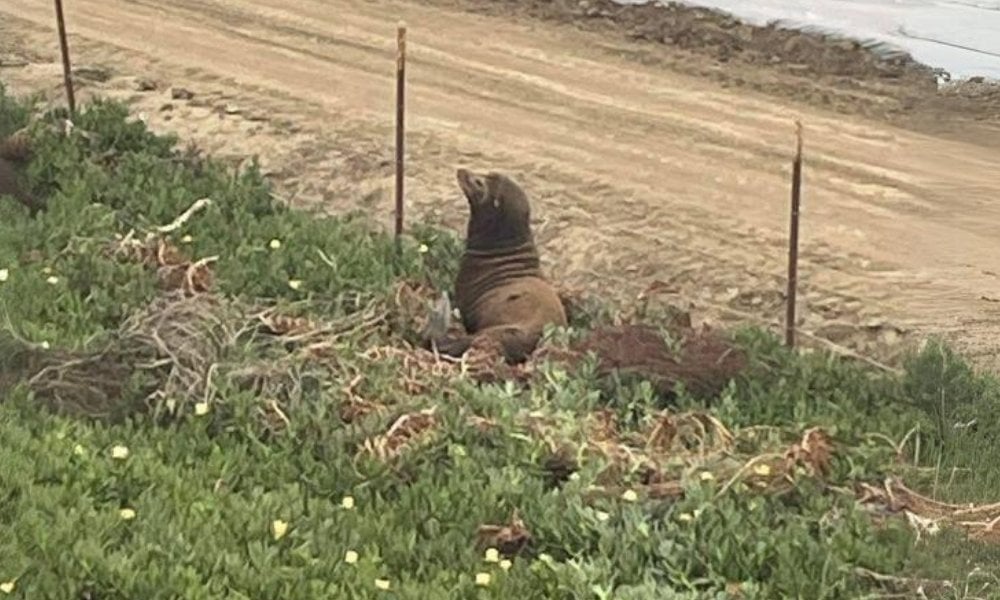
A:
[[462, 238, 536, 258]]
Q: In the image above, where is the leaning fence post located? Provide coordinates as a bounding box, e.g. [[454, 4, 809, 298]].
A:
[[53, 0, 76, 115]]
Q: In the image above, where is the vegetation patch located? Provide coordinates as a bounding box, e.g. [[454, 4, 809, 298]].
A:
[[0, 80, 998, 599]]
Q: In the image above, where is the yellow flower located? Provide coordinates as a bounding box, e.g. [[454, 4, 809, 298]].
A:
[[180, 234, 194, 244], [0, 580, 15, 594], [499, 559, 513, 571], [46, 275, 59, 285], [194, 402, 210, 416], [271, 519, 289, 540], [120, 508, 137, 520], [753, 463, 772, 477], [73, 444, 85, 456], [0, 268, 8, 282], [345, 550, 359, 564], [288, 279, 303, 291], [341, 496, 355, 510], [621, 489, 638, 502], [475, 572, 491, 586], [374, 579, 390, 590], [699, 471, 715, 481], [484, 547, 500, 563], [269, 238, 282, 250], [111, 445, 130, 460]]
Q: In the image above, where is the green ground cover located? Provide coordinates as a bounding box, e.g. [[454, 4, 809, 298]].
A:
[[0, 81, 998, 599]]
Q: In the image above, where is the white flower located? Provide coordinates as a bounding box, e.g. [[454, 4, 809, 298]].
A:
[[484, 547, 500, 563], [73, 444, 85, 456], [594, 510, 610, 522], [621, 489, 638, 502], [374, 579, 390, 590], [341, 496, 355, 510], [499, 559, 512, 571], [0, 580, 15, 594], [194, 402, 210, 416], [345, 550, 359, 564], [0, 269, 8, 282], [119, 508, 137, 520], [40, 341, 50, 350], [111, 445, 129, 460], [418, 243, 429, 254], [46, 275, 60, 285], [699, 471, 715, 481], [475, 572, 491, 586], [288, 279, 303, 291], [269, 238, 282, 250], [180, 234, 194, 244]]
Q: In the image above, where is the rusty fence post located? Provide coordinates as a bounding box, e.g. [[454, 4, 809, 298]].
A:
[[394, 22, 407, 262], [785, 121, 804, 348]]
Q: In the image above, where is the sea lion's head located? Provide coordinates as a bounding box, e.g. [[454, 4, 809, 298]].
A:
[[456, 168, 533, 252]]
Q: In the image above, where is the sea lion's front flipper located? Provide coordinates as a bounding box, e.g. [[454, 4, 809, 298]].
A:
[[417, 290, 477, 358]]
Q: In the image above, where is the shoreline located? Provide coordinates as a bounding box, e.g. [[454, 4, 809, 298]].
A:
[[418, 0, 1000, 131], [642, 0, 1000, 83]]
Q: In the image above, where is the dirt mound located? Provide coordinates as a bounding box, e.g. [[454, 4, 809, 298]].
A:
[[546, 323, 747, 398], [388, 281, 745, 397]]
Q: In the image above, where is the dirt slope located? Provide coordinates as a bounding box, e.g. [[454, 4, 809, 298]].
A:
[[1, 0, 998, 370]]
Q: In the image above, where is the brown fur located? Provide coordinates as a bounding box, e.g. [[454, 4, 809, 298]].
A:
[[429, 168, 566, 363]]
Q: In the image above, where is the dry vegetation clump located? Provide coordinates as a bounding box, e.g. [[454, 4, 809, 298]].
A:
[[857, 478, 1000, 544], [15, 292, 244, 422], [477, 512, 534, 557], [517, 406, 833, 502], [357, 406, 440, 462]]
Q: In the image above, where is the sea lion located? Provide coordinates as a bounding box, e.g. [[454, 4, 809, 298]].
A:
[[427, 168, 567, 363]]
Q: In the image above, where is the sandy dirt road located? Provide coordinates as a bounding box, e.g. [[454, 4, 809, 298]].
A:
[[1, 0, 998, 369]]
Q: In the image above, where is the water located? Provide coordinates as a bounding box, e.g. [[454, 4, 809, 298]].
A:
[[618, 0, 1000, 80]]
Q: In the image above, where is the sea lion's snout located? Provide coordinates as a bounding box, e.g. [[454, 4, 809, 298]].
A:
[[456, 167, 487, 206]]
